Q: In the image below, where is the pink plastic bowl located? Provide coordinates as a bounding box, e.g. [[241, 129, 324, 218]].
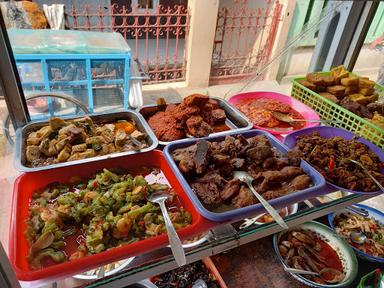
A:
[[228, 91, 320, 135]]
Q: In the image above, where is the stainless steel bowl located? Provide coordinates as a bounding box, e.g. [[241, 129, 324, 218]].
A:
[[138, 97, 253, 146], [14, 110, 159, 172]]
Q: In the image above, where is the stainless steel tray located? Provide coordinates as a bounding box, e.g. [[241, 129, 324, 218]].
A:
[[14, 110, 159, 172], [138, 97, 253, 146]]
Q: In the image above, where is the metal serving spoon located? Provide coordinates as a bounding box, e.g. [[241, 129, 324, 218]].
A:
[[346, 159, 384, 192], [284, 267, 345, 284], [233, 171, 288, 229], [148, 191, 186, 266], [350, 231, 367, 245], [272, 111, 340, 124]]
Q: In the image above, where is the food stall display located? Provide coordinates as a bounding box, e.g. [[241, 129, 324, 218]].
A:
[[273, 221, 358, 287], [228, 91, 320, 134], [15, 111, 158, 172], [291, 66, 384, 149], [164, 130, 325, 222], [329, 204, 384, 262], [284, 126, 384, 194], [139, 94, 252, 145], [9, 151, 208, 280]]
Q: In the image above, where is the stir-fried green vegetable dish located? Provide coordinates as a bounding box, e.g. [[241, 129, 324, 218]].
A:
[[25, 169, 192, 269]]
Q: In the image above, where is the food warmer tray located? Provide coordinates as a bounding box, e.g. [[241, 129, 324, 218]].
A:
[[284, 126, 384, 195], [138, 97, 253, 146], [14, 110, 159, 172], [9, 150, 211, 281], [163, 129, 327, 222]]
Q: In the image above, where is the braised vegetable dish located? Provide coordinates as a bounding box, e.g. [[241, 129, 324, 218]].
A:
[[288, 132, 384, 192], [333, 213, 384, 258], [172, 135, 312, 210], [278, 230, 345, 284], [152, 260, 220, 288], [25, 116, 148, 167], [147, 94, 229, 142], [234, 98, 305, 130], [25, 169, 192, 269]]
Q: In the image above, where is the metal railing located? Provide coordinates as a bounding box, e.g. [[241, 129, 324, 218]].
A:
[[65, 3, 190, 85], [210, 0, 283, 84]]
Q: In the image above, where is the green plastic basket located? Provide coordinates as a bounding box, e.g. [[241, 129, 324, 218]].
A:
[[291, 72, 384, 149]]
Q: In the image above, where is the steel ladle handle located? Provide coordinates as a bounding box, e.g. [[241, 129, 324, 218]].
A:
[[158, 200, 186, 266], [244, 180, 288, 229]]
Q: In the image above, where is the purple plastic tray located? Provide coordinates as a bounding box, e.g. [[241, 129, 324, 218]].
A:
[[163, 129, 326, 222], [284, 126, 384, 195]]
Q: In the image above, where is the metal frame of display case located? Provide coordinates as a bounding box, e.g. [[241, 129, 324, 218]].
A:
[[80, 193, 376, 288]]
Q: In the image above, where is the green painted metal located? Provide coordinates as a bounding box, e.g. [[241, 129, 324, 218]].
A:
[[289, 0, 384, 47]]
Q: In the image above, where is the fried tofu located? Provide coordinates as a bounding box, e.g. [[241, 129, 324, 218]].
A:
[[49, 117, 67, 131], [26, 145, 41, 163], [319, 92, 339, 104], [72, 143, 87, 153], [57, 145, 72, 162], [345, 86, 358, 95], [331, 65, 349, 84], [341, 76, 359, 86], [359, 78, 375, 88], [349, 93, 369, 105], [358, 87, 375, 96], [297, 79, 317, 91], [326, 85, 346, 98], [306, 72, 324, 86]]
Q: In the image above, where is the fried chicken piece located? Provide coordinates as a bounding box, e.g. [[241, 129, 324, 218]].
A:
[[232, 186, 257, 208], [221, 179, 241, 201], [211, 109, 226, 123]]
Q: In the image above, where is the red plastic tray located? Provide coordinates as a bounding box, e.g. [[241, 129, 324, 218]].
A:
[[9, 150, 212, 281]]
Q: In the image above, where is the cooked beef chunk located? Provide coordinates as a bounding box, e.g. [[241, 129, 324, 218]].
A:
[[290, 175, 312, 190], [246, 145, 273, 163], [204, 99, 220, 111], [256, 170, 286, 192], [172, 144, 196, 162], [231, 158, 246, 169], [211, 109, 226, 123], [213, 154, 233, 177], [263, 157, 276, 169], [340, 98, 373, 118], [220, 179, 241, 201], [275, 158, 290, 169], [184, 94, 209, 108], [280, 166, 304, 179], [232, 186, 257, 208], [191, 182, 221, 209], [171, 134, 313, 211], [174, 104, 200, 123], [367, 102, 384, 115], [194, 140, 210, 174], [179, 159, 195, 174], [186, 116, 213, 137], [197, 170, 226, 187]]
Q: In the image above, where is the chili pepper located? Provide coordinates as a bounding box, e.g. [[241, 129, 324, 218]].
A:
[[92, 180, 98, 188], [328, 155, 335, 171]]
